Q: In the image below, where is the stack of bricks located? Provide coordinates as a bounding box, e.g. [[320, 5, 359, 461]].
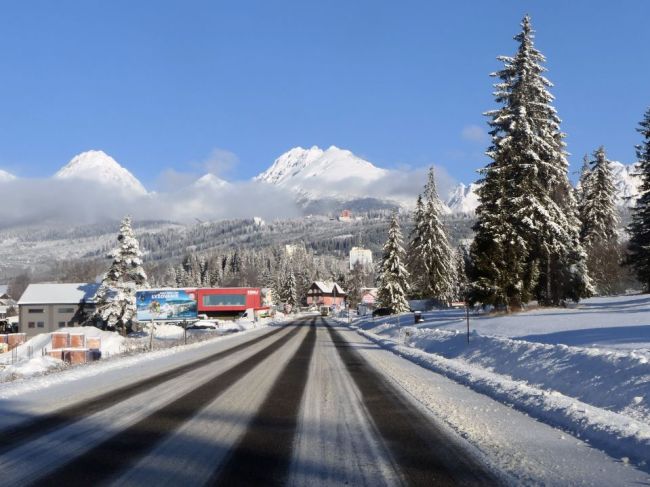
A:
[[48, 332, 102, 365]]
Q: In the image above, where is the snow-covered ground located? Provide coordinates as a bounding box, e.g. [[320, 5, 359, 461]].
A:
[[349, 294, 650, 471], [0, 316, 281, 383]]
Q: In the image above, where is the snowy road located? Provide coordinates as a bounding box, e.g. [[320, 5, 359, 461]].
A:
[[0, 316, 647, 486]]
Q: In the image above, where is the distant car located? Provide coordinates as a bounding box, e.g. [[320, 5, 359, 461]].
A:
[[320, 306, 330, 316], [187, 319, 219, 330], [372, 307, 393, 317]]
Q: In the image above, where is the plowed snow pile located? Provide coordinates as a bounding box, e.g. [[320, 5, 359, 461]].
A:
[[352, 294, 650, 467]]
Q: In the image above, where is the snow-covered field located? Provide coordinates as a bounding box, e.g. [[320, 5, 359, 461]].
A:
[[349, 294, 650, 469], [0, 316, 281, 383]]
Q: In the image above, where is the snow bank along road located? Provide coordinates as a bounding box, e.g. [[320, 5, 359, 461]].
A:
[[0, 316, 503, 486]]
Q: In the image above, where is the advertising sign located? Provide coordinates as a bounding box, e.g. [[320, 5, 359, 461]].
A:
[[136, 289, 198, 321]]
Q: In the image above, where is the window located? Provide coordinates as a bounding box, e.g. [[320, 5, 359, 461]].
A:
[[37, 322, 45, 328], [202, 294, 247, 307], [28, 308, 44, 314], [58, 308, 75, 314], [28, 322, 35, 328], [58, 322, 66, 328]]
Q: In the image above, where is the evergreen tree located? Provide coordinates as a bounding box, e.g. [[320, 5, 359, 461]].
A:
[[627, 108, 650, 289], [453, 244, 470, 302], [94, 216, 149, 333], [284, 268, 298, 309], [470, 15, 590, 309], [378, 213, 410, 313], [407, 194, 427, 297], [420, 167, 456, 304], [576, 146, 632, 294], [579, 147, 618, 246], [347, 261, 368, 309], [576, 154, 592, 207]]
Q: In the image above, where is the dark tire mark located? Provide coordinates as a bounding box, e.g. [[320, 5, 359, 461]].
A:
[[0, 322, 292, 455], [207, 319, 317, 486], [27, 322, 307, 487], [324, 319, 501, 487]]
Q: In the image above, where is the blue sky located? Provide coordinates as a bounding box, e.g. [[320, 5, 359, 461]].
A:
[[0, 0, 648, 187]]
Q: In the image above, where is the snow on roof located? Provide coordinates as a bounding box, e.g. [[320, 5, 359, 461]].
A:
[[312, 281, 347, 295], [18, 283, 101, 305]]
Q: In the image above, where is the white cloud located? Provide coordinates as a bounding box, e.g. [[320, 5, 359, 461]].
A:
[[461, 124, 489, 144], [195, 148, 239, 177]]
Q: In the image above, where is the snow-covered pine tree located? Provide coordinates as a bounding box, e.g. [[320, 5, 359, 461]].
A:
[[453, 244, 470, 302], [347, 261, 367, 309], [580, 147, 618, 246], [470, 15, 590, 309], [578, 147, 619, 294], [626, 108, 650, 289], [576, 154, 592, 208], [420, 167, 455, 304], [163, 265, 177, 287], [284, 267, 298, 309], [378, 212, 410, 313], [94, 216, 149, 333], [407, 194, 427, 298]]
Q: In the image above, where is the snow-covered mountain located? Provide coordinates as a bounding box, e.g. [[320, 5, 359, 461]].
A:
[[0, 169, 16, 182], [610, 161, 641, 207], [446, 183, 480, 214], [54, 150, 147, 195], [443, 160, 643, 215], [193, 173, 230, 189], [255, 146, 388, 201]]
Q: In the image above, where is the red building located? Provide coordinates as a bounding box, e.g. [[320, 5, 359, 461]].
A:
[[196, 287, 267, 317], [306, 282, 347, 308]]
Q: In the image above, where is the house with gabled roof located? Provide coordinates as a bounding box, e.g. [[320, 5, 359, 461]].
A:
[[18, 283, 100, 337], [306, 281, 347, 308]]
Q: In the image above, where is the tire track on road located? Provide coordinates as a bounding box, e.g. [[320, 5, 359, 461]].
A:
[[324, 319, 501, 487], [25, 321, 307, 487], [208, 319, 317, 486], [0, 322, 293, 455]]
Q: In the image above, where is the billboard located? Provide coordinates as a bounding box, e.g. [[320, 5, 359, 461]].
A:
[[136, 289, 198, 321]]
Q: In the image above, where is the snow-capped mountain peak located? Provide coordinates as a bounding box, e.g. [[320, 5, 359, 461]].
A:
[[446, 182, 480, 214], [194, 173, 230, 189], [254, 145, 387, 200], [54, 150, 147, 195], [609, 160, 641, 206], [0, 168, 16, 182]]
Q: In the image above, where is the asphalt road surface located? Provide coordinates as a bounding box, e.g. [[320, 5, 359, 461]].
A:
[[0, 316, 503, 486]]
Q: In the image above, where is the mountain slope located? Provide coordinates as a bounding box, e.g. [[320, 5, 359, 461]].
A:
[[54, 150, 147, 195], [610, 161, 641, 207], [446, 183, 480, 214]]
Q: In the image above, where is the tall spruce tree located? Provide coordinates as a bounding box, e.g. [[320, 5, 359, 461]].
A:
[[470, 15, 590, 309], [626, 108, 650, 289], [407, 194, 427, 297], [580, 147, 618, 246], [94, 216, 149, 333], [378, 213, 411, 313], [579, 147, 619, 294], [420, 167, 455, 303]]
